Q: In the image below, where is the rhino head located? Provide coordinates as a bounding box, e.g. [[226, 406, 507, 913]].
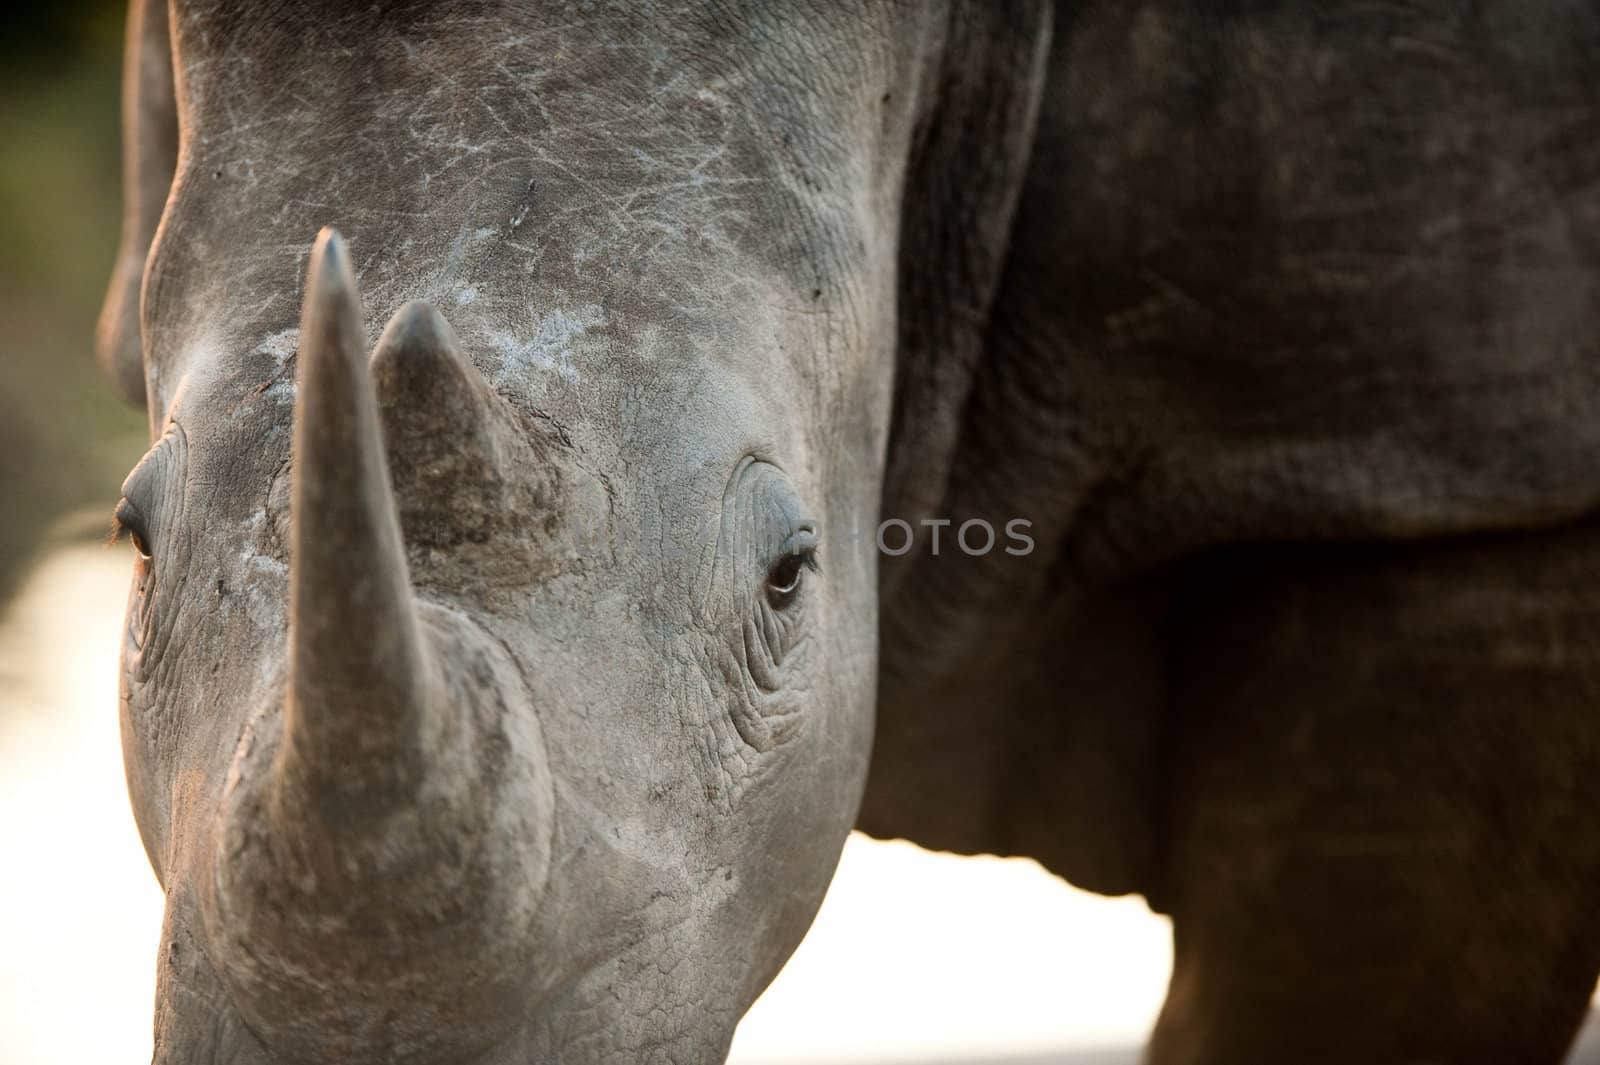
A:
[[97, 1, 1049, 1060]]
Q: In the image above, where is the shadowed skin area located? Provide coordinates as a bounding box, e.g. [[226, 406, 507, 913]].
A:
[[99, 0, 1600, 1063], [867, 3, 1600, 1063]]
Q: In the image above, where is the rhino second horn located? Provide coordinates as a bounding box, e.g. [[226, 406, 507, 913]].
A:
[[369, 300, 511, 527], [277, 228, 443, 821], [370, 299, 488, 425]]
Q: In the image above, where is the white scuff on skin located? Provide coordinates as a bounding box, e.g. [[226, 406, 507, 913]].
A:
[[240, 553, 288, 626], [237, 509, 288, 631], [253, 329, 298, 366], [241, 551, 287, 581], [488, 304, 608, 384], [634, 323, 666, 362], [247, 329, 301, 405]]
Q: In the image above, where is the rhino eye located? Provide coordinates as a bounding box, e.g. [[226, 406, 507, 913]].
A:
[[765, 530, 819, 609], [112, 496, 154, 561], [113, 423, 184, 565]]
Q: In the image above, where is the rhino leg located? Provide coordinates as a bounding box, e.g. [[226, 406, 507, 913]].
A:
[[1151, 523, 1600, 1065]]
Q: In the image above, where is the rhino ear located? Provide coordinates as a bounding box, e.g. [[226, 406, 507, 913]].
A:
[[95, 0, 179, 408]]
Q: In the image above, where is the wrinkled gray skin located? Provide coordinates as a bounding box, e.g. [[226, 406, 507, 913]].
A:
[[99, 1, 1600, 1063]]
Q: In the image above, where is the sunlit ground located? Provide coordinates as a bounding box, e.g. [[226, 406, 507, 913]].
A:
[[1, 544, 1595, 1065]]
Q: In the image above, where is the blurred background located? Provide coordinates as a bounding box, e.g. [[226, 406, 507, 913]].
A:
[[0, 3, 145, 598], [0, 5, 1594, 1065]]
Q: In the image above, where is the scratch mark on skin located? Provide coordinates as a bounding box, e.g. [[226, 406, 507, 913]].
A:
[[509, 179, 537, 233]]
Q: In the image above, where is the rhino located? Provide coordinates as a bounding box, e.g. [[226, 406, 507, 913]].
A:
[[97, 0, 1600, 1062]]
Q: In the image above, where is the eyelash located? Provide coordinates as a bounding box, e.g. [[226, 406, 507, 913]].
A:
[[109, 498, 153, 561]]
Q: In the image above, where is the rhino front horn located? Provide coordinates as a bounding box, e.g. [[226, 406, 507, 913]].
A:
[[277, 228, 441, 817]]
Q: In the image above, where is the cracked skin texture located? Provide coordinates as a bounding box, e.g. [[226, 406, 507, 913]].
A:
[[99, 0, 1600, 1062]]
